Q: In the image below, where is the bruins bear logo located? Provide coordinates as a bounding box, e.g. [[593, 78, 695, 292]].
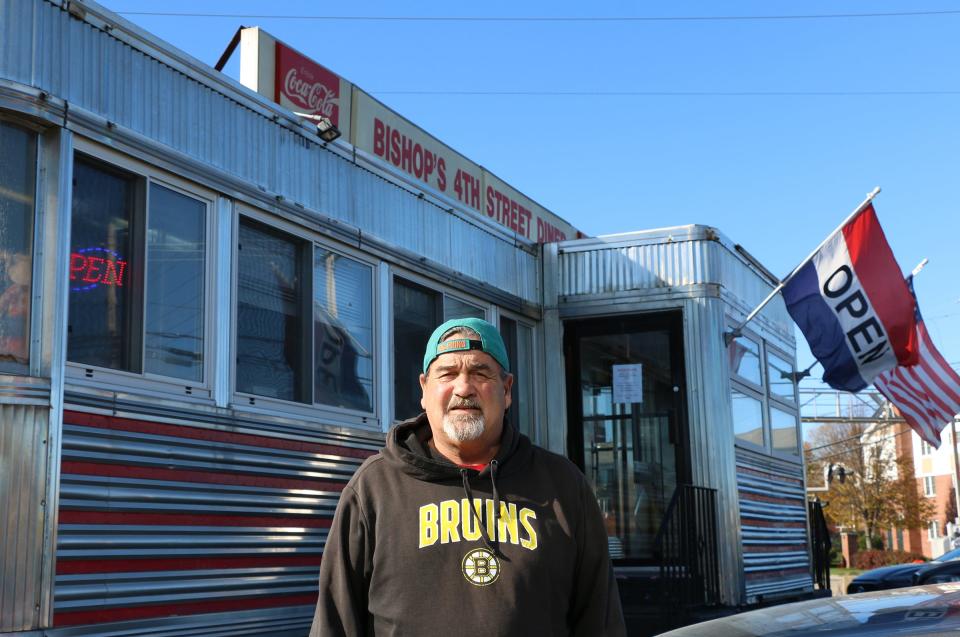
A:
[[461, 548, 500, 586]]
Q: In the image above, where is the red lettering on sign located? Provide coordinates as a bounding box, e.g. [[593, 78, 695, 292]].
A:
[[70, 253, 86, 280], [82, 257, 104, 283], [412, 143, 423, 178], [103, 258, 126, 287], [390, 128, 401, 165], [69, 253, 128, 288], [373, 118, 386, 158], [437, 158, 447, 191]]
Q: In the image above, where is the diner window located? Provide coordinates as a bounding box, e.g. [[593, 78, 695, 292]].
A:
[[767, 352, 797, 403], [68, 156, 208, 383], [921, 440, 934, 456], [444, 296, 484, 322], [924, 476, 936, 497], [728, 330, 801, 458], [731, 389, 764, 447], [393, 277, 487, 421], [728, 336, 762, 387], [236, 219, 309, 403], [69, 159, 137, 370], [314, 247, 374, 412], [501, 316, 535, 439], [0, 122, 37, 375], [144, 184, 206, 381], [770, 406, 799, 456]]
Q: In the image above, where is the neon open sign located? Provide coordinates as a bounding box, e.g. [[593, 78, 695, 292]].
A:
[[70, 247, 127, 292]]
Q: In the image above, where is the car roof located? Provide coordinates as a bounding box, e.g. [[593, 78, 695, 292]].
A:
[[659, 584, 960, 636]]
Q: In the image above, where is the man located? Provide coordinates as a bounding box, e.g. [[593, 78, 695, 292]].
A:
[[311, 317, 626, 636]]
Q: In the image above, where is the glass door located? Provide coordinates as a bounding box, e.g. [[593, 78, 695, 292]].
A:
[[564, 312, 688, 563]]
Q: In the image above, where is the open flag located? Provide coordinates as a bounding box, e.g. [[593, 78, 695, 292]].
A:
[[781, 203, 918, 391], [874, 278, 960, 448]]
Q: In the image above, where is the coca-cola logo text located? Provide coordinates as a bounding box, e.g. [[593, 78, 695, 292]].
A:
[[283, 68, 338, 117]]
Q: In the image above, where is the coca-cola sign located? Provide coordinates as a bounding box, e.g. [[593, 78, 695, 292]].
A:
[[275, 42, 341, 126]]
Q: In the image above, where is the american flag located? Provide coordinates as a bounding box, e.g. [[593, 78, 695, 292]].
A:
[[873, 277, 960, 448]]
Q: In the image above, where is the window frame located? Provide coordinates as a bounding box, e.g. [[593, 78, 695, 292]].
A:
[[764, 342, 802, 461], [726, 324, 802, 462], [64, 140, 216, 400], [230, 205, 381, 429]]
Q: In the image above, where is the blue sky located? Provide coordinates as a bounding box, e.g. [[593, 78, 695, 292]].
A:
[[100, 0, 960, 412]]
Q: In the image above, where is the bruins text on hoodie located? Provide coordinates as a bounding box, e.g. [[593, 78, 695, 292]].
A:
[[310, 414, 627, 637]]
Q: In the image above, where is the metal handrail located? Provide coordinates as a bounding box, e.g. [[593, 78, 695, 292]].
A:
[[654, 484, 721, 609]]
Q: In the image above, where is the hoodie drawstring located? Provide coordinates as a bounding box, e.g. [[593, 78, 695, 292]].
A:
[[460, 461, 502, 557]]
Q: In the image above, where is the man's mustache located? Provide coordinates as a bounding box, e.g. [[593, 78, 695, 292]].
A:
[[448, 398, 481, 410]]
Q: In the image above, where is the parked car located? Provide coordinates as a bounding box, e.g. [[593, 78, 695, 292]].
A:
[[915, 559, 960, 585], [846, 547, 960, 594], [659, 584, 960, 636]]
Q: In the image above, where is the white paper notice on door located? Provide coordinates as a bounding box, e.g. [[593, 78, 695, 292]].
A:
[[612, 363, 643, 404]]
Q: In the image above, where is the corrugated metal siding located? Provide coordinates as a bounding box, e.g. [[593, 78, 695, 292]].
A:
[[53, 410, 379, 629], [736, 448, 813, 600], [0, 402, 50, 631], [557, 228, 793, 340], [0, 0, 538, 304], [682, 296, 743, 606]]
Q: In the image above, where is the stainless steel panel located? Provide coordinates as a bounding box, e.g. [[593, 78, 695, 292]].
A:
[[0, 403, 49, 631], [557, 226, 794, 343], [682, 296, 744, 606]]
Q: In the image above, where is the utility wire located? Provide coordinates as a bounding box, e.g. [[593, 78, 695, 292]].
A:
[[807, 425, 919, 464], [367, 90, 960, 97], [806, 419, 901, 453], [116, 9, 960, 22]]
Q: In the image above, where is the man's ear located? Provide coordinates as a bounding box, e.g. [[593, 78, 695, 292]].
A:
[[419, 373, 428, 410], [502, 373, 514, 410]]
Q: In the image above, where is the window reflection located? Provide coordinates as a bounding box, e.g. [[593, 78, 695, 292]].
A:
[[771, 406, 799, 455], [236, 221, 306, 402], [732, 389, 764, 447], [767, 352, 796, 402], [144, 184, 205, 381], [314, 248, 373, 412], [728, 336, 762, 386], [68, 159, 136, 371], [501, 317, 533, 438], [393, 279, 440, 421], [0, 123, 35, 375]]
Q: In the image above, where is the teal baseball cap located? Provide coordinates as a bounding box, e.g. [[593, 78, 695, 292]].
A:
[[422, 318, 510, 373]]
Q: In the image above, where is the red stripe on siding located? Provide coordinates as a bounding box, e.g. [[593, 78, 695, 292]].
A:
[[53, 594, 317, 626], [841, 205, 919, 365], [59, 511, 332, 527], [64, 410, 379, 459], [57, 555, 323, 574], [62, 461, 347, 492], [738, 492, 800, 506]]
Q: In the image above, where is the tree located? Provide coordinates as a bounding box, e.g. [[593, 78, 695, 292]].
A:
[[805, 421, 934, 545]]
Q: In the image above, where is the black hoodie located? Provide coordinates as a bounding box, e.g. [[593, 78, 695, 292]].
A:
[[310, 414, 626, 637]]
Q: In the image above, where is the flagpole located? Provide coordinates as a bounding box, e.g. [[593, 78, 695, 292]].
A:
[[723, 187, 881, 346]]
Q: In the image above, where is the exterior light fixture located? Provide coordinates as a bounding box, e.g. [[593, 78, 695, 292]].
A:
[[293, 112, 341, 142]]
